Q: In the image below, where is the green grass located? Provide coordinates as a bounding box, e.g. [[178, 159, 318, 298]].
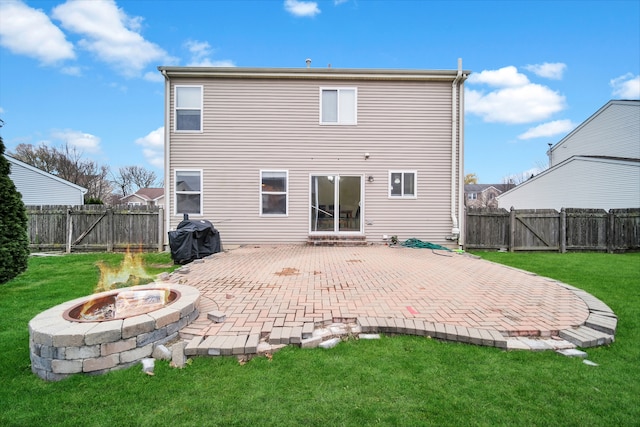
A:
[[1, 251, 638, 426]]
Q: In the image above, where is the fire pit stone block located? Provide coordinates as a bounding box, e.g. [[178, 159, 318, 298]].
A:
[[29, 283, 200, 381]]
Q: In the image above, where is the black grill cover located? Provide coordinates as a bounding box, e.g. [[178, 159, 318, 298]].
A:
[[168, 219, 222, 265]]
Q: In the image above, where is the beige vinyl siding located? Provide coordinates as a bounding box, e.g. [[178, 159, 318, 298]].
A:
[[168, 76, 461, 246]]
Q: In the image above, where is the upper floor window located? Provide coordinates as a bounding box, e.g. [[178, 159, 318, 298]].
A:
[[389, 171, 417, 198], [175, 86, 202, 132], [175, 169, 202, 215], [320, 87, 357, 125], [260, 170, 288, 216]]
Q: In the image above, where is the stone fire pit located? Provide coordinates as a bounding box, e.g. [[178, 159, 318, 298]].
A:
[[29, 283, 200, 381]]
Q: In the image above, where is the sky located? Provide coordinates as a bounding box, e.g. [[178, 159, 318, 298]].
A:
[[0, 0, 639, 186]]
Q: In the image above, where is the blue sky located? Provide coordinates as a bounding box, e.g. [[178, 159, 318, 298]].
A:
[[1, 0, 638, 185]]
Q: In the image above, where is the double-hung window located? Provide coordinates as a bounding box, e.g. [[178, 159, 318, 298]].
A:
[[175, 170, 202, 215], [175, 85, 203, 132], [389, 171, 417, 198], [260, 170, 288, 216], [320, 87, 357, 125]]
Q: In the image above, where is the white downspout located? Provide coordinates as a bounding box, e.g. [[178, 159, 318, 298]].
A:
[[450, 59, 463, 241], [457, 68, 466, 247], [161, 68, 170, 250]]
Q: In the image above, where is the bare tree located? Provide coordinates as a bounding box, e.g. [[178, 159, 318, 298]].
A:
[[112, 165, 159, 196], [9, 143, 113, 202]]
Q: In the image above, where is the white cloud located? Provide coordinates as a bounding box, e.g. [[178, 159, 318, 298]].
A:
[[50, 129, 101, 153], [467, 66, 529, 87], [610, 73, 640, 99], [144, 71, 165, 83], [184, 40, 236, 67], [466, 66, 566, 124], [135, 127, 164, 169], [52, 0, 174, 77], [61, 66, 82, 76], [518, 119, 575, 140], [0, 0, 75, 65], [524, 62, 567, 80], [284, 0, 321, 17], [0, 106, 4, 114]]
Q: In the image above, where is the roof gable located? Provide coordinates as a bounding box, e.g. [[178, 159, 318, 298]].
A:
[[5, 155, 88, 193]]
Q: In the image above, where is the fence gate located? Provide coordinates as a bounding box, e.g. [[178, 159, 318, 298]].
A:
[[509, 209, 560, 251]]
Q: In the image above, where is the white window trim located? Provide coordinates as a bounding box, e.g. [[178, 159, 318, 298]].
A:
[[174, 85, 203, 133], [388, 170, 417, 199], [319, 87, 358, 125], [174, 169, 203, 216], [260, 170, 289, 217]]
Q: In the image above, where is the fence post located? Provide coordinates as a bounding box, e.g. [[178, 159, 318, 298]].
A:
[[66, 208, 72, 254], [157, 207, 164, 252], [607, 210, 615, 253], [509, 207, 515, 252], [107, 208, 114, 252], [560, 208, 566, 253]]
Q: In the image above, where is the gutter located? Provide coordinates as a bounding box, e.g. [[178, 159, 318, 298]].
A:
[[161, 68, 170, 249], [449, 59, 463, 242]]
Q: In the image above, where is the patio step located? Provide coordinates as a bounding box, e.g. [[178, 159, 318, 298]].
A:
[[307, 235, 368, 246]]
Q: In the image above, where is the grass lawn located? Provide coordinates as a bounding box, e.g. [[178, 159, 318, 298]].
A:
[[0, 251, 638, 426]]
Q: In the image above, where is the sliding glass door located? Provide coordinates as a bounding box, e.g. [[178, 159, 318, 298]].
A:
[[310, 175, 361, 233]]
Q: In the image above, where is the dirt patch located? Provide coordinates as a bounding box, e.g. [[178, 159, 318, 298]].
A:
[[275, 267, 300, 276]]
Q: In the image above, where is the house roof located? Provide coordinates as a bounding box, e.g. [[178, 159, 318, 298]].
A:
[[5, 154, 88, 194], [497, 155, 640, 199], [158, 66, 472, 82], [547, 100, 640, 156], [464, 184, 503, 193], [121, 187, 164, 202]]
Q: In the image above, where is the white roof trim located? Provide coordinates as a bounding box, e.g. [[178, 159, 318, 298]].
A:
[[5, 155, 88, 194]]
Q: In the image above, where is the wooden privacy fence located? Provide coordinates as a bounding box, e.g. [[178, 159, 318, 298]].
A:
[[465, 207, 640, 253], [26, 205, 164, 253]]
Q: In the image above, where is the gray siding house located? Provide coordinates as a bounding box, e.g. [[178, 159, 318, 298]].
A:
[[160, 62, 469, 247], [6, 155, 87, 205], [498, 100, 640, 210]]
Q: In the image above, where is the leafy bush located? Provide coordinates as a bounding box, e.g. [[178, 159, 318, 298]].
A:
[[0, 133, 29, 284]]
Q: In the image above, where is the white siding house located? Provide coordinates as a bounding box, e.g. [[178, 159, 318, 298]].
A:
[[498, 100, 640, 210], [160, 63, 469, 247], [6, 155, 87, 205]]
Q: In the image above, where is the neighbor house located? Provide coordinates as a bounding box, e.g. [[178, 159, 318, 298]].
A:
[[5, 154, 87, 205], [497, 100, 640, 210], [159, 61, 469, 247], [464, 184, 512, 208], [120, 187, 164, 208]]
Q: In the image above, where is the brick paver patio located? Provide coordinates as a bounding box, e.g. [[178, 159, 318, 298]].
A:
[[166, 245, 616, 352]]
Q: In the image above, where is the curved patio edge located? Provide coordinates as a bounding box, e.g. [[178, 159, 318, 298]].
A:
[[181, 280, 618, 357], [553, 282, 617, 348]]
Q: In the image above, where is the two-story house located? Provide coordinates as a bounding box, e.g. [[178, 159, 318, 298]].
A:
[[159, 61, 469, 247]]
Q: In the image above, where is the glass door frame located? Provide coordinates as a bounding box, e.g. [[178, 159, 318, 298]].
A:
[[309, 173, 364, 234]]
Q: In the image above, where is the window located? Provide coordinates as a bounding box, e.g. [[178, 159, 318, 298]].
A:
[[468, 193, 477, 200], [261, 170, 288, 215], [320, 87, 356, 125], [175, 170, 202, 215], [389, 171, 416, 198], [175, 86, 202, 131]]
